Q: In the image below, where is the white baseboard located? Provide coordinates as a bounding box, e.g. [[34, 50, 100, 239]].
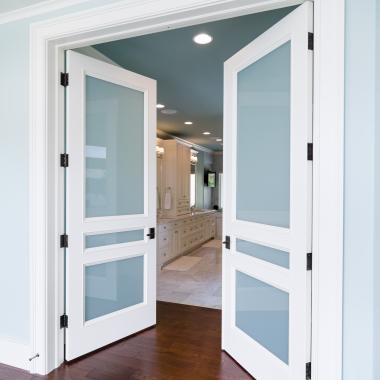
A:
[[0, 338, 30, 372]]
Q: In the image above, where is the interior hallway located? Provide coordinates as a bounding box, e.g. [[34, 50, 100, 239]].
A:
[[0, 302, 253, 380]]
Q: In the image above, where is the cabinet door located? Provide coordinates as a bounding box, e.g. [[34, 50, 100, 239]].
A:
[[176, 144, 183, 199], [182, 146, 191, 200], [172, 228, 180, 258]]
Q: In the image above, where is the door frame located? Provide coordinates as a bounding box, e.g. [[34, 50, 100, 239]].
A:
[[29, 0, 344, 379]]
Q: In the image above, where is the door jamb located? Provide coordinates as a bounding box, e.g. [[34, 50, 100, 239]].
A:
[[29, 0, 344, 379]]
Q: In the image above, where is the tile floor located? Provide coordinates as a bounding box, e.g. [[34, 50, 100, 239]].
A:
[[157, 239, 222, 309]]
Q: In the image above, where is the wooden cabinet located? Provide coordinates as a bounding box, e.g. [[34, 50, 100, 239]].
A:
[[215, 212, 223, 240], [160, 140, 191, 217], [157, 212, 217, 269]]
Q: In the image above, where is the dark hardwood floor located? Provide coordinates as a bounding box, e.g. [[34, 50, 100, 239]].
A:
[[0, 302, 253, 380]]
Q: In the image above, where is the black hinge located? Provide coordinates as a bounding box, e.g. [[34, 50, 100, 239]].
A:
[[307, 253, 312, 271], [60, 234, 68, 248], [308, 32, 314, 51], [306, 362, 311, 379], [60, 72, 69, 87], [147, 227, 155, 239], [307, 143, 313, 161], [60, 314, 68, 329], [60, 153, 69, 167], [223, 236, 231, 250]]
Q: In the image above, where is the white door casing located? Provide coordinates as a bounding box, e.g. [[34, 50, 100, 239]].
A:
[[27, 0, 345, 377], [65, 51, 157, 360], [222, 2, 313, 379]]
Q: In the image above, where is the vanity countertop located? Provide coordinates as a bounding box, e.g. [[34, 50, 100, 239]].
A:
[[158, 209, 218, 224]]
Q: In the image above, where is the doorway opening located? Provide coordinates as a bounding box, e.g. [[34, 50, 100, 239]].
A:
[[26, 0, 345, 377], [72, 6, 297, 313], [61, 3, 314, 378]]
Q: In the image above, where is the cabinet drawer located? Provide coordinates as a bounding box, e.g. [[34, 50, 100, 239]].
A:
[[158, 232, 170, 247], [159, 246, 170, 261], [159, 224, 171, 234], [181, 227, 190, 236], [181, 240, 189, 251]]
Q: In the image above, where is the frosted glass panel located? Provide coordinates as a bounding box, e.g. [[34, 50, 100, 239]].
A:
[[236, 239, 289, 269], [236, 271, 289, 364], [236, 42, 291, 228], [85, 256, 144, 321], [85, 76, 144, 218], [85, 229, 144, 249]]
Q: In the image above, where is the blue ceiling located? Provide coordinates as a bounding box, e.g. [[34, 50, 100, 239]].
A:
[[95, 7, 294, 151]]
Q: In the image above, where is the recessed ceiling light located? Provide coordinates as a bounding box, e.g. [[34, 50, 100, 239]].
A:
[[156, 104, 165, 109], [161, 109, 177, 115], [193, 33, 213, 45], [203, 131, 211, 135], [216, 138, 222, 142], [184, 121, 193, 125]]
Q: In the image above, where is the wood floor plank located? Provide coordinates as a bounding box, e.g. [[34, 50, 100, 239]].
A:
[[0, 302, 253, 380]]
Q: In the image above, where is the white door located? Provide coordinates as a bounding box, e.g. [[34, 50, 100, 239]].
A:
[[65, 51, 157, 360], [222, 2, 313, 380]]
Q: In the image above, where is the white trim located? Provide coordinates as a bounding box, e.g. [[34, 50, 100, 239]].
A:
[[0, 339, 30, 371], [0, 0, 92, 25], [28, 0, 344, 378], [311, 1, 345, 379]]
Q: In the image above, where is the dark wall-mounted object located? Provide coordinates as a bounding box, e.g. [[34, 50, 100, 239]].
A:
[[204, 171, 216, 187]]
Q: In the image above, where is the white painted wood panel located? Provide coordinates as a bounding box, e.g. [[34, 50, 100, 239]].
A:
[[222, 3, 313, 379]]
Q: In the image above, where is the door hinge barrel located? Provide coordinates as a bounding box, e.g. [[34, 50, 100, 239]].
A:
[[60, 234, 68, 248], [60, 314, 68, 329], [306, 362, 311, 379], [60, 72, 69, 87], [307, 143, 313, 161], [223, 236, 231, 250], [60, 153, 69, 167], [308, 32, 314, 50], [147, 227, 155, 239], [307, 252, 312, 270]]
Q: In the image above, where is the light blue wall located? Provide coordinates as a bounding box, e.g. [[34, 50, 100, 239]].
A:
[[0, 0, 122, 345], [0, 20, 30, 344], [343, 0, 377, 379]]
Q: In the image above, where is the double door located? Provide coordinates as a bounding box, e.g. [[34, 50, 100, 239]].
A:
[[64, 3, 313, 379]]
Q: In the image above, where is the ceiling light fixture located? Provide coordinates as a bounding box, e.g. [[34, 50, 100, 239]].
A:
[[184, 121, 193, 125], [156, 104, 165, 109], [216, 138, 222, 142], [193, 33, 213, 45], [203, 131, 211, 135]]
